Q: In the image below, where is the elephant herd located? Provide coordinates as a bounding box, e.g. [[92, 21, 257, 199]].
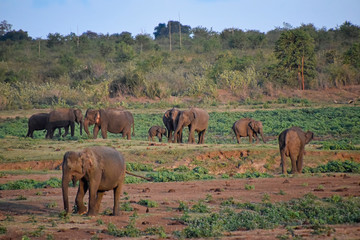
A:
[[27, 106, 314, 176], [24, 107, 315, 217]]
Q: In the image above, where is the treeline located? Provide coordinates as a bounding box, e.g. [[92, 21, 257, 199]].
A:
[[0, 20, 359, 110]]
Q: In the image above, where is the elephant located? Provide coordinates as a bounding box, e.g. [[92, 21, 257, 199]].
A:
[[174, 107, 209, 144], [163, 108, 182, 143], [26, 113, 62, 138], [61, 146, 150, 216], [232, 118, 266, 144], [83, 108, 134, 139], [278, 126, 314, 174], [46, 108, 83, 139], [148, 125, 167, 142]]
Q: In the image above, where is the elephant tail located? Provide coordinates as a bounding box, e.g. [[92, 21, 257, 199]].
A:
[[132, 122, 135, 136], [125, 171, 151, 181]]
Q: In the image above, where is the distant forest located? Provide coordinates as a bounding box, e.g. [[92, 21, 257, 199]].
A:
[[0, 20, 359, 110]]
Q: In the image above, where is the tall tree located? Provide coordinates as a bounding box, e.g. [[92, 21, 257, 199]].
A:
[[274, 29, 316, 89]]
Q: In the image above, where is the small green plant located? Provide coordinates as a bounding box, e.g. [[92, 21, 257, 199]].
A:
[[103, 207, 113, 216], [144, 226, 167, 238], [279, 190, 286, 195], [205, 194, 213, 202], [178, 201, 189, 212], [46, 234, 55, 240], [30, 225, 45, 237], [58, 210, 70, 223], [107, 212, 141, 237], [97, 219, 104, 225], [245, 184, 255, 190], [15, 195, 27, 200], [137, 199, 158, 208], [120, 202, 134, 211], [46, 201, 57, 208], [221, 173, 230, 179], [191, 200, 210, 213], [302, 182, 308, 187], [261, 193, 271, 203], [0, 226, 7, 234]]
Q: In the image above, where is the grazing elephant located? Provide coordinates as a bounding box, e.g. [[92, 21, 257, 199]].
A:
[[232, 118, 266, 144], [278, 126, 314, 174], [148, 125, 167, 142], [46, 108, 83, 139], [84, 108, 134, 139], [61, 146, 150, 216], [26, 113, 61, 138], [174, 107, 209, 144], [163, 108, 182, 143]]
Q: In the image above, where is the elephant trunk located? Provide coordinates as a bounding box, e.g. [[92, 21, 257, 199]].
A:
[[79, 119, 83, 136], [62, 172, 70, 214], [83, 118, 90, 136], [260, 129, 266, 143]]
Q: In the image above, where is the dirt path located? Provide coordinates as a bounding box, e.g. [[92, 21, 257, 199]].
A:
[[1, 173, 360, 239]]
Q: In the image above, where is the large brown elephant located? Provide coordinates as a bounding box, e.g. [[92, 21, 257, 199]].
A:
[[26, 113, 61, 138], [83, 108, 134, 139], [174, 107, 209, 144], [163, 108, 182, 143], [62, 146, 149, 216], [278, 126, 314, 174], [46, 108, 83, 139], [232, 118, 266, 144]]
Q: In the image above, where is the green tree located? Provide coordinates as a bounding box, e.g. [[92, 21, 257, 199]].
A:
[[0, 20, 12, 36], [343, 42, 360, 69], [274, 29, 316, 89]]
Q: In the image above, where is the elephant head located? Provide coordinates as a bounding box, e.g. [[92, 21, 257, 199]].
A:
[[83, 109, 99, 135], [62, 149, 95, 213], [174, 109, 195, 137], [304, 131, 314, 144], [249, 120, 266, 143]]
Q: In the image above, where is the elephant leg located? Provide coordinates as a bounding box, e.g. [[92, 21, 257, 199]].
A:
[[126, 130, 131, 140], [93, 126, 100, 139], [168, 131, 172, 143], [289, 152, 298, 174], [235, 133, 241, 144], [280, 149, 287, 174], [94, 191, 105, 214], [62, 126, 69, 137], [70, 122, 75, 137], [76, 180, 88, 215], [113, 183, 124, 216], [254, 133, 260, 144], [101, 127, 108, 139], [202, 130, 207, 144], [58, 128, 62, 136], [296, 152, 304, 173], [249, 133, 253, 144]]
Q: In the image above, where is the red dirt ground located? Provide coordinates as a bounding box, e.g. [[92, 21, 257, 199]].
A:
[[1, 169, 360, 239]]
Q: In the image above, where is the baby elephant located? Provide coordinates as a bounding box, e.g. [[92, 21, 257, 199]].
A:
[[148, 126, 167, 142], [278, 126, 314, 174]]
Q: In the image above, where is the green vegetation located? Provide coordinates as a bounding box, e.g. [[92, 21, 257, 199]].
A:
[[1, 106, 359, 150], [1, 20, 360, 111], [137, 199, 159, 208], [303, 160, 360, 173], [179, 194, 360, 238]]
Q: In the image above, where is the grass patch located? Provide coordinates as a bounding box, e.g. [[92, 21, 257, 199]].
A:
[[180, 193, 360, 238]]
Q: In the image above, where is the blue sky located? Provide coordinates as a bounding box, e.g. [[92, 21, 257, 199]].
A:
[[1, 0, 360, 39]]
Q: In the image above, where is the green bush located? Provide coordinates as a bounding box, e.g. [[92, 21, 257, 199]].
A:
[[303, 160, 360, 173]]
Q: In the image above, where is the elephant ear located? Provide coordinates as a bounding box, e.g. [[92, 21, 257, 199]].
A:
[[189, 110, 196, 122], [80, 149, 95, 174], [164, 111, 170, 118], [249, 120, 256, 130]]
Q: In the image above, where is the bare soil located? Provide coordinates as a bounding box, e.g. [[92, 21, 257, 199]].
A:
[[1, 166, 360, 239]]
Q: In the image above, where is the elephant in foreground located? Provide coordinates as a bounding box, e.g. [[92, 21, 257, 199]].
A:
[[26, 113, 61, 138], [148, 125, 167, 142], [83, 108, 134, 139], [62, 146, 149, 216], [46, 108, 83, 139], [278, 126, 314, 174], [232, 118, 266, 144], [163, 108, 182, 143], [174, 107, 209, 144]]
